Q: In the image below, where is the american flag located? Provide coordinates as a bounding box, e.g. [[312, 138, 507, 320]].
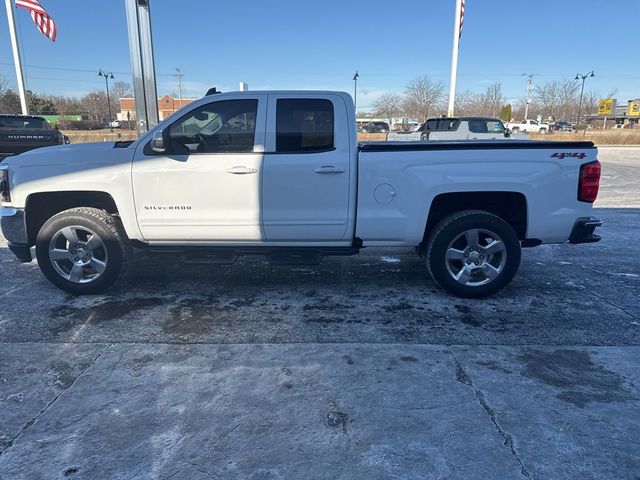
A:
[[459, 0, 465, 38], [15, 0, 57, 42]]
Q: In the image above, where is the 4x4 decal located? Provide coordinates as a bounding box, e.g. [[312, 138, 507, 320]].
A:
[[551, 152, 586, 159]]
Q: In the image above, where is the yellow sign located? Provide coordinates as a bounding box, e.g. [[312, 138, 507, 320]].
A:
[[598, 98, 615, 116], [628, 99, 640, 118]]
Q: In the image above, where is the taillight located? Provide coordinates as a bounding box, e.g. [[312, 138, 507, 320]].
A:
[[0, 168, 10, 202], [578, 160, 601, 203]]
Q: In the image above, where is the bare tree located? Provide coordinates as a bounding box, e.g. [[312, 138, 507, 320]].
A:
[[373, 93, 403, 123], [534, 79, 580, 120], [111, 81, 133, 100], [41, 94, 84, 115], [455, 83, 504, 117], [0, 75, 9, 96], [581, 90, 600, 118], [482, 82, 503, 118], [402, 75, 445, 121], [80, 91, 115, 122]]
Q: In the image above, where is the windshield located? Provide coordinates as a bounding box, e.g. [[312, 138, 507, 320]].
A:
[[0, 117, 49, 129]]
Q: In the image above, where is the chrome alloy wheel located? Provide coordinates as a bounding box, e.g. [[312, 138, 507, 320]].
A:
[[48, 226, 108, 284], [445, 228, 507, 287]]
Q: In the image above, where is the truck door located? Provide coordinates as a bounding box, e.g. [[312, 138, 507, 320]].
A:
[[132, 95, 267, 241], [261, 95, 352, 242]]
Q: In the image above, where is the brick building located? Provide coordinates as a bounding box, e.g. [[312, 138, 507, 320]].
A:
[[117, 94, 196, 123]]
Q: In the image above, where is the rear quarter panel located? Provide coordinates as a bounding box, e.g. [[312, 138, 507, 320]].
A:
[[356, 144, 597, 246]]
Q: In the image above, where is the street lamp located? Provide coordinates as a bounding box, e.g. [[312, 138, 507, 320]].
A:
[[98, 69, 115, 130], [353, 70, 359, 114], [575, 71, 595, 128]]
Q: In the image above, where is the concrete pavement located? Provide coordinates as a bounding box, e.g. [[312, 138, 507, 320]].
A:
[[0, 146, 639, 479]]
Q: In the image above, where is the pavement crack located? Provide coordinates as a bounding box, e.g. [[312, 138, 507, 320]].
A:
[[449, 347, 531, 479], [0, 343, 112, 458], [586, 289, 639, 321]]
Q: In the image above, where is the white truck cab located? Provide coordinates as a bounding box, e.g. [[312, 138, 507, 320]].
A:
[[506, 119, 550, 134], [1, 90, 602, 298]]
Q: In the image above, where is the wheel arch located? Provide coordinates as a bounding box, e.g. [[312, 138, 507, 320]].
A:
[[422, 191, 528, 246], [25, 191, 121, 246]]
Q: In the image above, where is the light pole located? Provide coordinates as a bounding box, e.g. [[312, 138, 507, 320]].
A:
[[575, 71, 595, 128], [353, 70, 359, 114], [522, 73, 534, 120], [98, 69, 115, 130]]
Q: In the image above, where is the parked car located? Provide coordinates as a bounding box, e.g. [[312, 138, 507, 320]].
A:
[[0, 114, 65, 162], [0, 90, 601, 298], [360, 122, 389, 133], [553, 121, 573, 132], [387, 117, 510, 141], [505, 119, 550, 134]]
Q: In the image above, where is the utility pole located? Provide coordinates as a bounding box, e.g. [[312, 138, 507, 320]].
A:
[[522, 73, 534, 120], [175, 67, 184, 110], [575, 71, 595, 128], [352, 70, 359, 114], [98, 70, 115, 131]]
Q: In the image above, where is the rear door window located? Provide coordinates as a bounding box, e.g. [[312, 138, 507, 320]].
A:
[[276, 99, 334, 153]]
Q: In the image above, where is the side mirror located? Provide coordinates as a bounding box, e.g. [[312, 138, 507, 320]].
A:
[[504, 128, 511, 138], [151, 129, 166, 153]]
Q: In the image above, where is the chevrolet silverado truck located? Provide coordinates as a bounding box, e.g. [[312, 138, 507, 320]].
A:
[[0, 91, 602, 297], [0, 114, 66, 162]]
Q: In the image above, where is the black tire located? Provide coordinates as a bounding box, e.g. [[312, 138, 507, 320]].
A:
[[35, 207, 129, 294], [539, 128, 547, 134], [425, 210, 521, 298]]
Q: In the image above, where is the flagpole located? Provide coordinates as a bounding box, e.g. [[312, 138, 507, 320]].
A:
[[447, 0, 462, 116], [4, 0, 28, 114]]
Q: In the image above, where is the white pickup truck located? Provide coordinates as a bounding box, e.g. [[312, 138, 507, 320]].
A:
[[0, 90, 602, 298], [505, 119, 550, 134], [388, 117, 511, 142]]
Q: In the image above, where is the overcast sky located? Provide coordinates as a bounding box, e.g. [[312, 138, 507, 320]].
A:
[[1, 0, 638, 110]]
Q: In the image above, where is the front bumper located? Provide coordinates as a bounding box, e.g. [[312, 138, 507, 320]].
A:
[[568, 217, 602, 244], [1, 207, 32, 262]]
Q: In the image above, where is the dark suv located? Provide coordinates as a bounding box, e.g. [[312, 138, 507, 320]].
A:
[[0, 115, 65, 162], [553, 121, 573, 132], [360, 121, 390, 133]]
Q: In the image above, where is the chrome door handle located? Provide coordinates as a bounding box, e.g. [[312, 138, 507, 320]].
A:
[[226, 166, 257, 175], [314, 166, 345, 174]]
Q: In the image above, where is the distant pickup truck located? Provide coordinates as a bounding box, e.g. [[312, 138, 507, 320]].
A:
[[387, 117, 511, 141], [0, 114, 65, 162], [1, 90, 602, 298], [505, 119, 550, 134]]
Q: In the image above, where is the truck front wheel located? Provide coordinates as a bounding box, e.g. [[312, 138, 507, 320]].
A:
[[425, 210, 521, 298], [35, 207, 129, 294]]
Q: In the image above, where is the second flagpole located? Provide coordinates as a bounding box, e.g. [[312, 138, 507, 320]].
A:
[[447, 0, 462, 117], [4, 0, 28, 114]]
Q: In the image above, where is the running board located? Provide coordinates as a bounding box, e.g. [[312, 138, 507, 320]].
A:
[[143, 245, 361, 266]]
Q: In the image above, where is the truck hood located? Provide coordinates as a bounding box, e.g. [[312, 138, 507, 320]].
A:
[[4, 141, 136, 172]]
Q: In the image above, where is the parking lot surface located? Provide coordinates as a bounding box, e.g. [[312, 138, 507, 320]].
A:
[[1, 147, 639, 479]]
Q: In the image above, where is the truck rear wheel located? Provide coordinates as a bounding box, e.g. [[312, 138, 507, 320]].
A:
[[35, 207, 129, 294], [425, 210, 521, 298]]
